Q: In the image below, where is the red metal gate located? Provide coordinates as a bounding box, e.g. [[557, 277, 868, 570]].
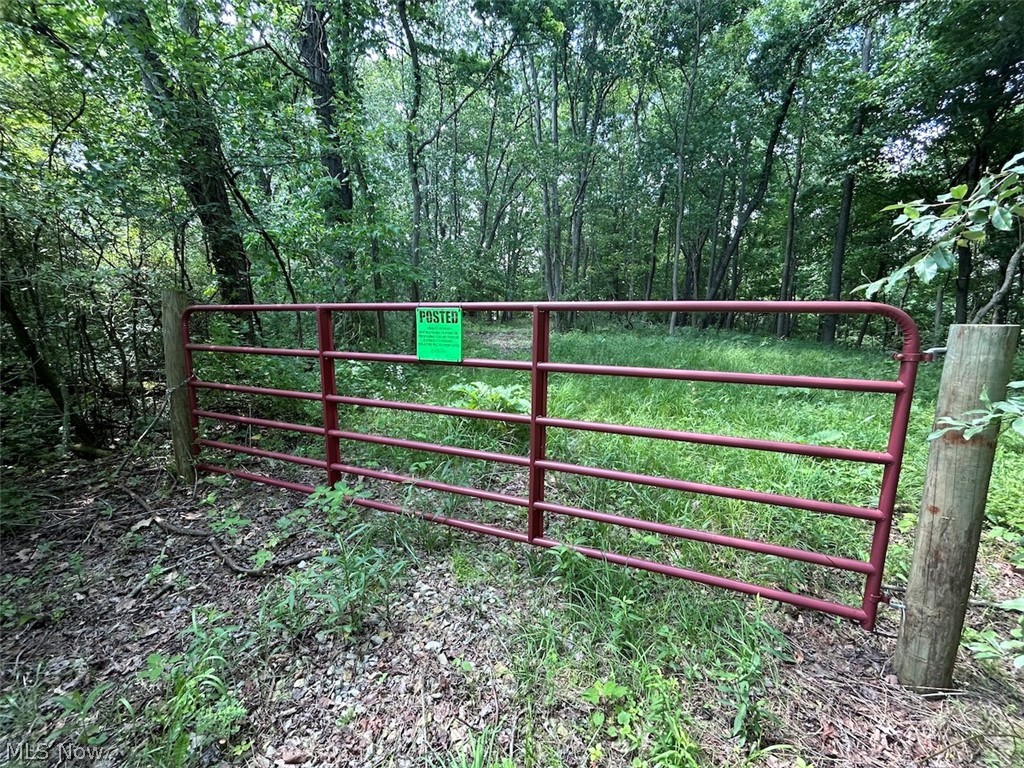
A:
[[181, 301, 922, 630]]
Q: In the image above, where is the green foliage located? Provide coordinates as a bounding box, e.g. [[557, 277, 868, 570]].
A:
[[257, 551, 380, 642], [0, 473, 43, 535], [51, 682, 114, 746], [929, 382, 1024, 442], [581, 672, 702, 767], [448, 381, 530, 414], [448, 381, 530, 448], [866, 152, 1024, 298], [0, 389, 62, 466], [136, 610, 250, 766], [256, 486, 406, 644], [965, 601, 1024, 672]]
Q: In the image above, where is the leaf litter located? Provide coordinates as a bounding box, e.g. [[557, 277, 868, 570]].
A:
[[1, 454, 1022, 766]]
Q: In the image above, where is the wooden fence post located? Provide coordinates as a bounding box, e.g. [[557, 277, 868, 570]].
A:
[[162, 288, 196, 484], [893, 323, 1020, 690]]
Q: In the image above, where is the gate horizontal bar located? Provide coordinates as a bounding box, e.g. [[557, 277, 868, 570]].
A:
[[327, 429, 530, 467], [539, 362, 903, 393], [353, 496, 531, 543], [199, 439, 328, 469], [328, 394, 532, 424], [192, 380, 321, 401], [330, 462, 529, 507], [536, 500, 874, 574], [529, 537, 868, 624], [324, 350, 531, 370], [182, 299, 918, 347], [195, 409, 325, 436], [187, 343, 319, 358], [197, 463, 316, 494], [535, 459, 882, 521], [537, 416, 892, 464]]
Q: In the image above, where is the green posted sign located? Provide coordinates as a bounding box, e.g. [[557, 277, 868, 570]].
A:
[[415, 307, 463, 362]]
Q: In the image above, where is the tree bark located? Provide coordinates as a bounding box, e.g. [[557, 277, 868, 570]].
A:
[[397, 0, 424, 303], [644, 181, 668, 301], [707, 51, 806, 302], [162, 289, 196, 483], [777, 94, 807, 338]]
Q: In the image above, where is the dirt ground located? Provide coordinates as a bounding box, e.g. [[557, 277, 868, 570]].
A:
[[2, 453, 1023, 767]]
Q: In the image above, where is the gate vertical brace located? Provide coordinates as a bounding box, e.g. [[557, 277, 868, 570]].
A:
[[317, 307, 342, 488], [861, 353, 920, 630], [527, 308, 551, 542]]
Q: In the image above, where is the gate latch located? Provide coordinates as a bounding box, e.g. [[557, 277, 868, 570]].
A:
[[893, 347, 945, 363]]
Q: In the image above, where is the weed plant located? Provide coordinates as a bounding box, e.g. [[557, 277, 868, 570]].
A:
[[135, 609, 251, 766]]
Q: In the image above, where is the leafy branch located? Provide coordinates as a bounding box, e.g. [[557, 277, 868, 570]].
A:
[[928, 382, 1024, 441], [862, 151, 1024, 320]]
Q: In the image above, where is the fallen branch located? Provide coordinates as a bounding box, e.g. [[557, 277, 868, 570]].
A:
[[123, 487, 321, 576]]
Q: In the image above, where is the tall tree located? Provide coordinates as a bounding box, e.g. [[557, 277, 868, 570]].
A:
[[110, 0, 253, 305], [821, 25, 872, 345]]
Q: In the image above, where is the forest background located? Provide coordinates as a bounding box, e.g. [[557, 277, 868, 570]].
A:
[[1, 0, 1022, 455]]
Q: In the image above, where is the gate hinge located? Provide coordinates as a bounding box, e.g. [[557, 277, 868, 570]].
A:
[[892, 349, 939, 362], [867, 590, 892, 606]]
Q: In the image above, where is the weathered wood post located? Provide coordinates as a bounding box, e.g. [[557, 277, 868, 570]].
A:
[[893, 323, 1020, 690], [162, 288, 196, 483]]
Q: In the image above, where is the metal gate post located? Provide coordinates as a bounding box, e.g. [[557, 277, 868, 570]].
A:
[[861, 351, 921, 629], [527, 308, 551, 541], [317, 307, 342, 488]]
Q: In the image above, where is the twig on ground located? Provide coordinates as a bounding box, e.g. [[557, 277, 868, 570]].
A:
[[884, 584, 1021, 611], [123, 486, 320, 576]]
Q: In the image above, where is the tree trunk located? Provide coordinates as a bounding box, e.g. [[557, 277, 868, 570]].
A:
[[822, 26, 872, 345], [397, 0, 424, 303], [1, 280, 98, 446], [644, 182, 668, 301], [777, 94, 807, 337], [894, 324, 1020, 690], [298, 1, 355, 230], [707, 52, 805, 302], [113, 0, 251, 306]]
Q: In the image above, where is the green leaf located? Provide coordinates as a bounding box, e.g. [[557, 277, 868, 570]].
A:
[[1001, 151, 1024, 173], [1012, 417, 1024, 438], [915, 255, 939, 283], [582, 686, 602, 706], [950, 184, 968, 200], [911, 219, 932, 238], [999, 597, 1024, 612], [991, 206, 1013, 231], [928, 426, 957, 441]]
